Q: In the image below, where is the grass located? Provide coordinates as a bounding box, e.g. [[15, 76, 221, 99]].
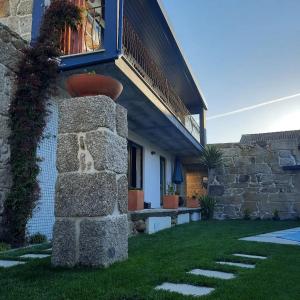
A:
[[0, 220, 300, 299]]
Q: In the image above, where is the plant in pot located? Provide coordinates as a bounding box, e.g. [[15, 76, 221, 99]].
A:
[[128, 188, 144, 211], [199, 145, 223, 195], [66, 70, 123, 101], [186, 192, 200, 208], [163, 183, 179, 209]]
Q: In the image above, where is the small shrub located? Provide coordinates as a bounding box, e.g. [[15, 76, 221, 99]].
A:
[[0, 242, 10, 252], [272, 209, 280, 221], [29, 233, 47, 244], [243, 209, 251, 220], [200, 195, 216, 220]]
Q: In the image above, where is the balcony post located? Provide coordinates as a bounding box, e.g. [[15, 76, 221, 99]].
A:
[[200, 108, 207, 146]]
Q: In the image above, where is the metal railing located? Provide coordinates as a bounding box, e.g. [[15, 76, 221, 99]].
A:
[[122, 17, 200, 142]]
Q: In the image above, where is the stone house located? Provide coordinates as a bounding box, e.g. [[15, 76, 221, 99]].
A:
[[0, 0, 207, 239]]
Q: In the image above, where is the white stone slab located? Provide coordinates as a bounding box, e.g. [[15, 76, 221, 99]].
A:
[[44, 248, 52, 251], [216, 261, 255, 269], [0, 260, 26, 268], [233, 253, 267, 260], [146, 216, 171, 234], [20, 254, 50, 259], [177, 213, 190, 225], [191, 212, 201, 221], [155, 282, 215, 297], [188, 268, 236, 279]]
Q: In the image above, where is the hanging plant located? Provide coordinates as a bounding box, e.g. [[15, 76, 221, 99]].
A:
[[2, 0, 82, 247]]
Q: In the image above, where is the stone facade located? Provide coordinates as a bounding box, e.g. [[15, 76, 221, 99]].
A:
[[51, 95, 129, 268], [211, 130, 300, 220], [0, 0, 33, 41], [0, 23, 26, 238]]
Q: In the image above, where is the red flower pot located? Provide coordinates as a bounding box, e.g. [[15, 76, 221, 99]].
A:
[[128, 190, 144, 211], [163, 195, 179, 209], [186, 198, 200, 208], [66, 74, 123, 100]]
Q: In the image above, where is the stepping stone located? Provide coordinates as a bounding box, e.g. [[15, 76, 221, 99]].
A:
[[155, 282, 215, 297], [216, 261, 255, 269], [233, 253, 267, 260], [0, 260, 26, 268], [20, 254, 50, 259], [188, 268, 236, 280]]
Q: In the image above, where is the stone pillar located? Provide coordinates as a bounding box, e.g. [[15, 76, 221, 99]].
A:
[[51, 95, 128, 268]]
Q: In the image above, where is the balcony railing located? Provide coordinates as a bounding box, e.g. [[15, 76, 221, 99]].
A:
[[122, 17, 200, 142], [60, 5, 201, 142], [61, 1, 105, 55]]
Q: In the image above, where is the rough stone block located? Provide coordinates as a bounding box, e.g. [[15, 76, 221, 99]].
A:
[[56, 134, 79, 173], [51, 219, 77, 267], [55, 172, 117, 217], [58, 96, 116, 134], [209, 185, 225, 196], [16, 0, 33, 16], [116, 104, 128, 138], [85, 130, 127, 174], [0, 116, 10, 139], [279, 157, 296, 166], [79, 215, 128, 267], [117, 175, 128, 214]]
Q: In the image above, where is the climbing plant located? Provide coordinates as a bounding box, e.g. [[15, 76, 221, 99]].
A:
[[3, 0, 81, 247]]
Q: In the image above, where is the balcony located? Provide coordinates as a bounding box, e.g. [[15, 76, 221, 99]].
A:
[[60, 1, 201, 142]]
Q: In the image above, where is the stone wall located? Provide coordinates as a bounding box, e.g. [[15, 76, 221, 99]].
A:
[[0, 23, 26, 237], [0, 0, 33, 41], [211, 130, 300, 220], [52, 95, 129, 267]]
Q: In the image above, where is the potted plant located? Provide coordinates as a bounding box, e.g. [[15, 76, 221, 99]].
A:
[[163, 183, 179, 209], [128, 189, 144, 211], [199, 145, 223, 195], [186, 193, 200, 208], [66, 71, 123, 100]]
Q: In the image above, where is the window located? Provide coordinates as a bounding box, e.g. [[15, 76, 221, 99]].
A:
[[128, 141, 143, 189]]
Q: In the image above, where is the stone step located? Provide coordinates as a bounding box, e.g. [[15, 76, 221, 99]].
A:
[[188, 268, 236, 279], [233, 253, 267, 260], [216, 261, 255, 269], [20, 254, 50, 259], [0, 260, 26, 268], [155, 282, 215, 297]]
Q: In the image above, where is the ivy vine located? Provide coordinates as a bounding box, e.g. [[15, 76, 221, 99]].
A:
[[3, 0, 81, 246]]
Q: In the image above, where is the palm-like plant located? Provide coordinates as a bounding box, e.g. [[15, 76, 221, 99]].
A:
[[200, 145, 223, 194], [200, 145, 223, 169]]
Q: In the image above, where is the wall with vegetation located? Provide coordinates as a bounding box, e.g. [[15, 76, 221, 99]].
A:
[[0, 23, 26, 237]]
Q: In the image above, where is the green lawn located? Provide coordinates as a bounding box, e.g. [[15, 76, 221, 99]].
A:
[[0, 220, 300, 300]]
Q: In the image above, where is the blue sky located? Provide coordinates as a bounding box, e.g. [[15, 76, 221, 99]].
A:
[[162, 0, 300, 143]]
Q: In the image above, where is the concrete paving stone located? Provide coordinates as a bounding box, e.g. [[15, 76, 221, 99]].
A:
[[0, 260, 26, 268], [188, 268, 236, 279], [233, 253, 267, 260], [20, 254, 50, 259], [155, 282, 215, 297], [216, 261, 255, 269]]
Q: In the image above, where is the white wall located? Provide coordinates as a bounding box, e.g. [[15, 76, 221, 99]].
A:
[[128, 130, 174, 208]]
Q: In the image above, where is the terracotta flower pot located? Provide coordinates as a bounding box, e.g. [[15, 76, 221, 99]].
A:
[[186, 197, 200, 208], [66, 74, 123, 100], [163, 195, 179, 209], [128, 190, 144, 211]]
